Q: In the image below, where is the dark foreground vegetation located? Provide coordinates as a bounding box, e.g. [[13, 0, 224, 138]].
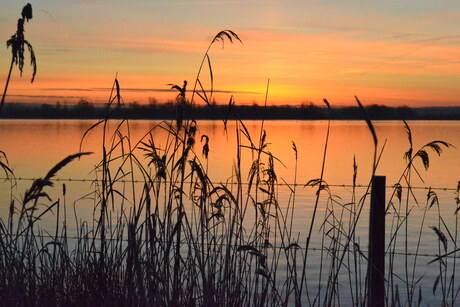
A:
[[1, 89, 459, 306], [1, 8, 459, 305], [3, 100, 460, 120]]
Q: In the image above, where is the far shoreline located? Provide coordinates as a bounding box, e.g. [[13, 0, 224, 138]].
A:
[[2, 102, 460, 121]]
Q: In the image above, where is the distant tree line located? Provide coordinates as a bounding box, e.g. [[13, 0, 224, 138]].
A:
[[2, 99, 460, 120]]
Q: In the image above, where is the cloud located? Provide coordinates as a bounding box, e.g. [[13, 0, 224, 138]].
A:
[[42, 87, 260, 95], [341, 70, 369, 74], [7, 94, 83, 99]]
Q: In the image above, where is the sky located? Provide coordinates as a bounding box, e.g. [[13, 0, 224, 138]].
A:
[[1, 0, 460, 107]]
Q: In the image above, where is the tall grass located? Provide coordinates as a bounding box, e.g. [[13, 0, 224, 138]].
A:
[[0, 29, 459, 306], [1, 3, 36, 115]]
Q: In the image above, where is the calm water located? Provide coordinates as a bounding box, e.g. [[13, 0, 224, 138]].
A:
[[1, 119, 459, 186], [1, 119, 459, 305]]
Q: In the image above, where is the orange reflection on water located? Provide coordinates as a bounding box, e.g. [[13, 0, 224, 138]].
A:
[[1, 120, 459, 188]]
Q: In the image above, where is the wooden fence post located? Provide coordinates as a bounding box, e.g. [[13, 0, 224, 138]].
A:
[[368, 175, 386, 307]]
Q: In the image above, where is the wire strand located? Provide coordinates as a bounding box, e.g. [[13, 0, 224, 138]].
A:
[[1, 177, 457, 191]]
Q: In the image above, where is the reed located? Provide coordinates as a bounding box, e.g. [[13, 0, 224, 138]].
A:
[[1, 3, 37, 115]]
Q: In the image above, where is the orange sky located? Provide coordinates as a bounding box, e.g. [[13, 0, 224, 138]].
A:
[[1, 1, 460, 107]]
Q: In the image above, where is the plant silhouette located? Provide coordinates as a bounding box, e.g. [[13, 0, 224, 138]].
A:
[[168, 80, 188, 129], [1, 3, 36, 115]]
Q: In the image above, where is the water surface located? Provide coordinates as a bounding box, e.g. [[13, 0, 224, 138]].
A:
[[1, 119, 459, 305]]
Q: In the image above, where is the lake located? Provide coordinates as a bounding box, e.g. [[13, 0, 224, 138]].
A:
[[1, 119, 459, 305]]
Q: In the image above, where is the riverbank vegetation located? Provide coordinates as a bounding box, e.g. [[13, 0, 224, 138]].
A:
[[3, 100, 460, 120]]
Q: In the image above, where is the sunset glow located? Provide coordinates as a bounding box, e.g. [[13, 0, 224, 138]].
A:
[[1, 0, 459, 107]]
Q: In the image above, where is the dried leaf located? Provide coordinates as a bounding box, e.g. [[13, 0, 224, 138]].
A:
[[255, 268, 270, 280], [433, 274, 440, 296], [430, 226, 447, 252]]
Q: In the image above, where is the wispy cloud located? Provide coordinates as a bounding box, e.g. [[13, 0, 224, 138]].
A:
[[7, 94, 84, 99], [42, 87, 260, 95]]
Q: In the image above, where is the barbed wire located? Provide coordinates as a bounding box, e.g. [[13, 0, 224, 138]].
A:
[[1, 176, 458, 191]]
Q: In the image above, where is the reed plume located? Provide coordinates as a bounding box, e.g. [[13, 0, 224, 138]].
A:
[[1, 3, 37, 115]]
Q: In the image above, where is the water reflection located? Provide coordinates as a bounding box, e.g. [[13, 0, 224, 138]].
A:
[[0, 119, 458, 187], [0, 119, 459, 305]]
